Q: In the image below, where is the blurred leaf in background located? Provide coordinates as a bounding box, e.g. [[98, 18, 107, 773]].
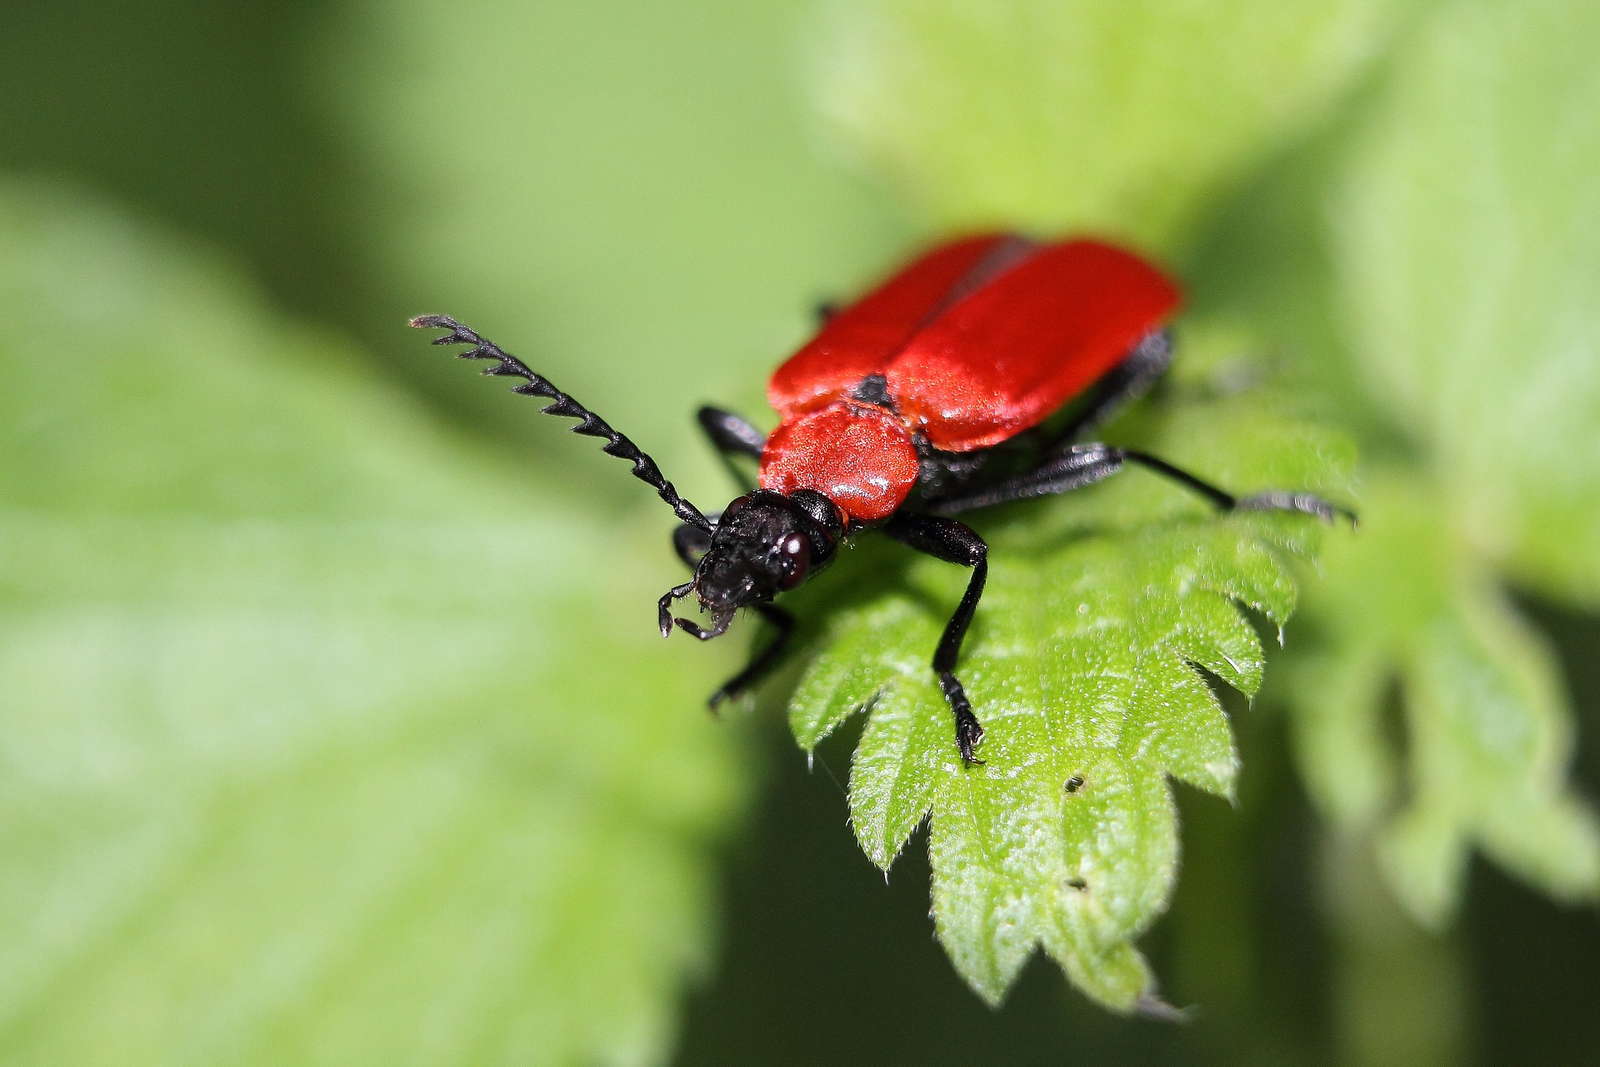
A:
[[0, 180, 746, 1064], [1326, 0, 1600, 916], [815, 0, 1414, 249], [1195, 0, 1600, 928]]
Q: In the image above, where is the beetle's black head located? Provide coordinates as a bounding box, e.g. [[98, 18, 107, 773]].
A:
[[661, 489, 843, 640]]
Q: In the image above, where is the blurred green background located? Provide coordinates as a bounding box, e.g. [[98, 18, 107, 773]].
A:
[[3, 0, 1598, 1063]]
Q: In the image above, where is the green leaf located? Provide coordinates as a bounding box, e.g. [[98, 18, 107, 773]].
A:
[[783, 368, 1354, 1009], [815, 0, 1413, 249], [1287, 477, 1600, 926], [1331, 0, 1600, 607], [0, 180, 748, 1064], [1195, 0, 1600, 926]]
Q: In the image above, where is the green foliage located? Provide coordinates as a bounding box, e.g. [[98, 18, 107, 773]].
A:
[[0, 181, 745, 1064], [816, 0, 1413, 248], [784, 383, 1353, 1009], [1290, 481, 1599, 925], [1330, 0, 1600, 607], [1281, 0, 1600, 925]]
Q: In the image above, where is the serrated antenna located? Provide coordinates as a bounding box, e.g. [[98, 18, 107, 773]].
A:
[[410, 314, 713, 532]]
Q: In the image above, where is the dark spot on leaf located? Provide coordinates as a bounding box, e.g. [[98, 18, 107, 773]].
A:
[[1067, 878, 1087, 891], [1064, 775, 1084, 793]]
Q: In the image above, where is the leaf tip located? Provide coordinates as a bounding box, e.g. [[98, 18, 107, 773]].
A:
[[1134, 991, 1193, 1024], [862, 834, 902, 875]]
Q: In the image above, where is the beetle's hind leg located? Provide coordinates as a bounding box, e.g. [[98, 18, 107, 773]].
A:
[[1119, 450, 1355, 523], [915, 329, 1175, 505], [1035, 328, 1173, 453], [928, 443, 1354, 524]]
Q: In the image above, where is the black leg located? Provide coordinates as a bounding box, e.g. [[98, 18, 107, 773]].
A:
[[989, 329, 1173, 465], [658, 579, 696, 638], [1122, 450, 1357, 521], [930, 442, 1354, 523], [696, 405, 764, 458], [928, 443, 1128, 515], [910, 330, 1174, 504], [672, 520, 713, 567], [705, 603, 795, 711], [668, 518, 796, 708], [696, 405, 765, 490], [1041, 329, 1172, 448], [884, 513, 989, 765]]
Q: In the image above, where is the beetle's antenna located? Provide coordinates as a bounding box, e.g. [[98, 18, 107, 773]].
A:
[[411, 315, 714, 532]]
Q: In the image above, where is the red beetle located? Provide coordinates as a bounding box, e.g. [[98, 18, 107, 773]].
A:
[[413, 234, 1346, 763]]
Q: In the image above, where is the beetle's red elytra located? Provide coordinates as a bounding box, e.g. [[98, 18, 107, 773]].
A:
[[412, 233, 1349, 764], [761, 236, 1179, 524]]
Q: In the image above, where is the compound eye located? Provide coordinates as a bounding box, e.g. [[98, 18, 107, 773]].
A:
[[778, 531, 811, 589]]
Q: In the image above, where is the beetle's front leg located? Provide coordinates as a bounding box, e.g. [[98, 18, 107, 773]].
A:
[[696, 406, 765, 491], [705, 603, 795, 711], [667, 519, 797, 711], [673, 520, 712, 569], [884, 512, 989, 764]]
